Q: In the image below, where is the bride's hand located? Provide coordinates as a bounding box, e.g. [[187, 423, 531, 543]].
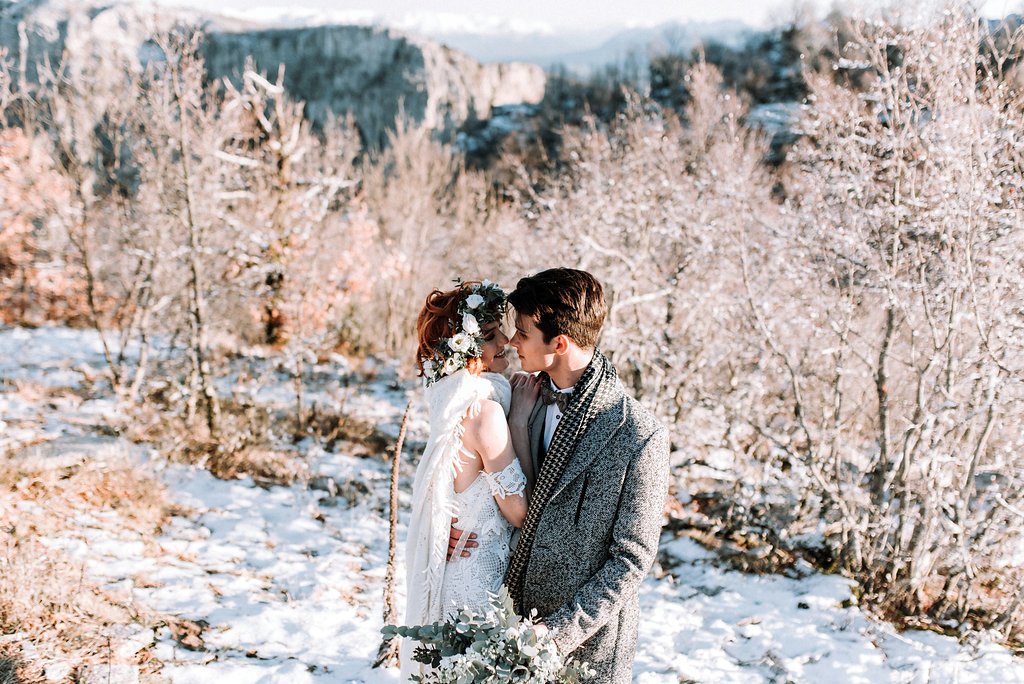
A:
[[509, 372, 540, 427]]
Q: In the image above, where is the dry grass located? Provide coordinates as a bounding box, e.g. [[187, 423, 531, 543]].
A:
[[174, 441, 308, 485], [123, 397, 309, 486], [304, 407, 394, 456], [0, 380, 77, 457], [0, 449, 170, 680], [122, 395, 396, 488], [0, 449, 168, 534]]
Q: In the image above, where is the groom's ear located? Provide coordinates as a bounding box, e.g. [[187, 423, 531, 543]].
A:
[[552, 334, 571, 355]]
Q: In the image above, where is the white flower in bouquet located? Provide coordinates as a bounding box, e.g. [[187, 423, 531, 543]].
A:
[[448, 333, 473, 353], [465, 293, 485, 309], [462, 313, 481, 335], [382, 586, 595, 683]]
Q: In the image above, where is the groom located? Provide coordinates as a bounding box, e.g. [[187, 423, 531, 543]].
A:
[[457, 268, 670, 682]]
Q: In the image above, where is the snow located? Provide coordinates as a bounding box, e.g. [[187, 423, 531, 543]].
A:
[[638, 539, 1024, 682], [72, 459, 401, 682], [0, 325, 112, 386], [2, 324, 1023, 683], [206, 6, 557, 38]]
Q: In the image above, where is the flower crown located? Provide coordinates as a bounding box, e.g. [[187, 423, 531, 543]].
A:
[[422, 280, 508, 386]]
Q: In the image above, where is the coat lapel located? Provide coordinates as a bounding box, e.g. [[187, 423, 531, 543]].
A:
[[527, 397, 546, 479], [546, 395, 626, 503]]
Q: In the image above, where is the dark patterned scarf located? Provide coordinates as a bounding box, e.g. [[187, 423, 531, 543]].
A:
[[505, 349, 619, 613]]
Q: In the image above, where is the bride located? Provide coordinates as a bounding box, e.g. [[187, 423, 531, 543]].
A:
[[402, 280, 539, 680]]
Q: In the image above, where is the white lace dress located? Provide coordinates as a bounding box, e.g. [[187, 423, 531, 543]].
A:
[[440, 447, 526, 617], [402, 371, 527, 682]]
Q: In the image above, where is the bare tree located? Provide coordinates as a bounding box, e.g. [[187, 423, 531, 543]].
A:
[[531, 71, 779, 427], [0, 47, 12, 115], [773, 7, 1024, 634], [356, 118, 531, 362], [530, 9, 1024, 639], [217, 63, 361, 432], [6, 34, 169, 401], [134, 28, 229, 436]]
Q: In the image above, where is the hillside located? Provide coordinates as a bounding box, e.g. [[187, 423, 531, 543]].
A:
[[0, 0, 545, 145]]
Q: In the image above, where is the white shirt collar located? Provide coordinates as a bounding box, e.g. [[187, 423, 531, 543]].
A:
[[549, 379, 574, 394]]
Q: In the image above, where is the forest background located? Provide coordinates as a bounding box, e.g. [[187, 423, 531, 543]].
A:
[[1, 0, 1023, 678]]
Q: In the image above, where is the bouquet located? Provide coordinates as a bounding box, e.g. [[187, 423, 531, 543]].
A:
[[382, 586, 595, 683]]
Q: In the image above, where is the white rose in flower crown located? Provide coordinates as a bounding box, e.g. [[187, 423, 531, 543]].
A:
[[462, 313, 480, 335], [448, 332, 473, 353], [465, 294, 485, 309], [442, 355, 461, 376]]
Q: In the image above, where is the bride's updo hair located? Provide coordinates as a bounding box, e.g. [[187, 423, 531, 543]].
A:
[[416, 282, 485, 377]]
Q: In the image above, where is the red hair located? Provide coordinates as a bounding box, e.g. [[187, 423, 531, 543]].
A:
[[416, 282, 484, 377]]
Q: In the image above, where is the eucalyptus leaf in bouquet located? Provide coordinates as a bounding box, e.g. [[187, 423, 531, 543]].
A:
[[382, 586, 595, 683]]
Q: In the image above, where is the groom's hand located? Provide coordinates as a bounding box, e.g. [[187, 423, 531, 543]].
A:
[[447, 517, 477, 560]]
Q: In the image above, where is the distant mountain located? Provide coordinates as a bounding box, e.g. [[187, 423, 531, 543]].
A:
[[406, 25, 622, 67], [209, 6, 752, 74], [430, 20, 751, 73]]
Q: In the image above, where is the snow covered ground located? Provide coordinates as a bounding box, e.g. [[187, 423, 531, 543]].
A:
[[3, 325, 1023, 683]]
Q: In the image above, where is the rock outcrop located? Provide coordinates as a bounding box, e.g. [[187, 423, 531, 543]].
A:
[[0, 0, 546, 146], [202, 24, 545, 146]]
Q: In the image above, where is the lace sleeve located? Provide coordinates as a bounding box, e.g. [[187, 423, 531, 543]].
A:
[[481, 459, 527, 499]]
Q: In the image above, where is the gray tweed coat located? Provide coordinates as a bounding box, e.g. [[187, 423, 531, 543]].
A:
[[513, 377, 670, 683]]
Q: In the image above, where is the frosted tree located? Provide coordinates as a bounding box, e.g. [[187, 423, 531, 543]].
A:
[[775, 8, 1024, 635], [133, 28, 230, 436], [217, 61, 363, 432], [3, 32, 172, 399], [531, 68, 780, 434]]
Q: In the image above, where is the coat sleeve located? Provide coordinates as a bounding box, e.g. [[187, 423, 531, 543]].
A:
[[542, 424, 670, 655]]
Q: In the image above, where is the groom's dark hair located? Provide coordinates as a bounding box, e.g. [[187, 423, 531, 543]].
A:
[[508, 268, 606, 348]]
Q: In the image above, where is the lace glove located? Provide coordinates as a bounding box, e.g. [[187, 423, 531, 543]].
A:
[[481, 459, 527, 499]]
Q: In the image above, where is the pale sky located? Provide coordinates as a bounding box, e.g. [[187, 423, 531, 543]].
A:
[[154, 0, 1023, 32]]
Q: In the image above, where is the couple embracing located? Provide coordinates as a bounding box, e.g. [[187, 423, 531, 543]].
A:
[[403, 268, 670, 683]]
